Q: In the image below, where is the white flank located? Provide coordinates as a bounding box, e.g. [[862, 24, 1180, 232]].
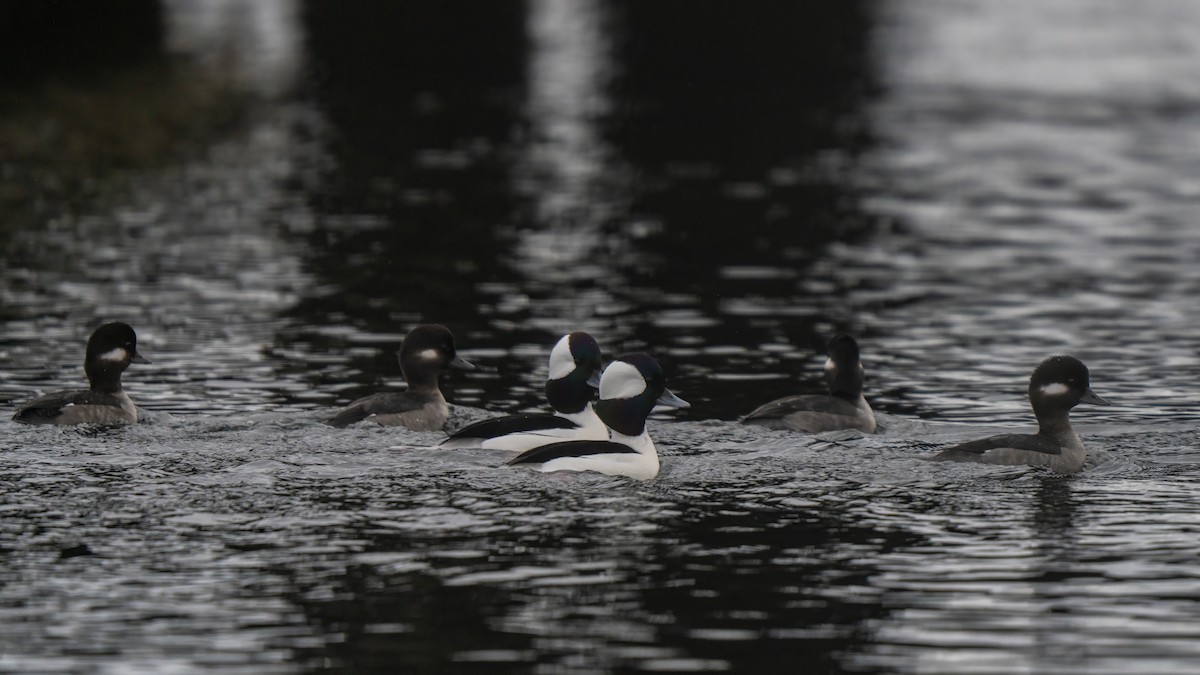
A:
[[535, 431, 660, 480], [98, 347, 129, 363], [547, 335, 575, 380], [1040, 383, 1071, 396], [599, 360, 646, 400]]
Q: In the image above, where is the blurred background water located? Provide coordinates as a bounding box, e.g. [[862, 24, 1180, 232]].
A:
[[2, 1, 1200, 673]]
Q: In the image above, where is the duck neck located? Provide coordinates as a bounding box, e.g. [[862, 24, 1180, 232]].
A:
[[830, 390, 861, 404], [1034, 406, 1075, 440], [546, 370, 592, 414], [85, 363, 125, 394], [827, 362, 864, 401], [401, 365, 440, 394], [594, 398, 648, 437]]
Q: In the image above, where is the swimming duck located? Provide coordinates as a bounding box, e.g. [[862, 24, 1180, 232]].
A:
[[931, 355, 1110, 473], [742, 334, 876, 433], [507, 353, 688, 480], [326, 324, 474, 431], [441, 331, 608, 451], [12, 322, 150, 426]]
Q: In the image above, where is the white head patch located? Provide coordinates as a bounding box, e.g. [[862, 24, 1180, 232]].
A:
[[548, 335, 575, 380], [824, 357, 836, 373], [416, 348, 442, 362], [1040, 383, 1071, 397], [98, 347, 129, 363], [599, 360, 646, 401]]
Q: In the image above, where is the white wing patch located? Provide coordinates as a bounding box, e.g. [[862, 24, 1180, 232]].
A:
[[599, 360, 646, 400], [547, 335, 575, 380], [1040, 383, 1070, 396], [97, 347, 129, 363]]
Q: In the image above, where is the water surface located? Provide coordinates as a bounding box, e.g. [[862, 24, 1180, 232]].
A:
[[3, 1, 1200, 673]]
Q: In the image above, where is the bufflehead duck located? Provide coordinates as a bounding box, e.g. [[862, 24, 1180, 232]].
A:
[[12, 322, 150, 426], [325, 324, 474, 431], [507, 353, 688, 480], [440, 332, 608, 451], [931, 355, 1110, 473], [742, 334, 876, 433]]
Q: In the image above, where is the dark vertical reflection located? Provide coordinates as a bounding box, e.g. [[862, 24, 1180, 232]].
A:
[[608, 3, 874, 169], [0, 0, 164, 81], [286, 496, 922, 674], [638, 506, 919, 674], [288, 1, 881, 416], [285, 1, 530, 403], [290, 1, 531, 404], [0, 0, 169, 242], [294, 1, 528, 328], [1031, 476, 1077, 544], [293, 565, 530, 674], [598, 1, 882, 416]]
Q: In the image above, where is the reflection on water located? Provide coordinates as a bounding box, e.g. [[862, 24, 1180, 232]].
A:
[[861, 0, 1200, 424], [521, 0, 614, 229], [504, 0, 622, 336], [4, 0, 1200, 673], [162, 0, 301, 96]]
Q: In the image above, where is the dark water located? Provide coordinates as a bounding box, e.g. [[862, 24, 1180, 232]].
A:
[[3, 1, 1200, 672]]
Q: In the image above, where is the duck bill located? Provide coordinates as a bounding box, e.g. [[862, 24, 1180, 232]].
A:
[[655, 388, 690, 409], [586, 369, 602, 389], [450, 355, 475, 371], [131, 351, 151, 364], [1079, 388, 1110, 406]]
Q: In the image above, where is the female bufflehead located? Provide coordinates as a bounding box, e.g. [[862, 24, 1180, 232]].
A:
[[440, 332, 608, 451], [325, 324, 474, 431], [742, 334, 876, 433], [507, 353, 689, 480], [931, 355, 1110, 473], [12, 322, 150, 426]]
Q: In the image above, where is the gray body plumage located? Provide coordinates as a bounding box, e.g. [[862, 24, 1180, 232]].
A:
[[742, 334, 876, 434], [325, 324, 473, 431], [932, 429, 1086, 473], [14, 389, 139, 426], [931, 355, 1110, 474], [743, 393, 875, 434], [327, 390, 450, 431], [12, 322, 149, 427]]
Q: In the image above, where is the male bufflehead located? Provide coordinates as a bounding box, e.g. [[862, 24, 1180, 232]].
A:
[[931, 355, 1110, 473], [742, 334, 876, 433], [325, 324, 474, 431], [507, 353, 688, 480], [440, 332, 608, 451], [12, 322, 150, 426]]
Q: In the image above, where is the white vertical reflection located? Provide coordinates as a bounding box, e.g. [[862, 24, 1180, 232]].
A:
[[514, 0, 619, 285], [161, 0, 301, 96]]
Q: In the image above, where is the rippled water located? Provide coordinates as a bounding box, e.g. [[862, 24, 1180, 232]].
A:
[[3, 1, 1200, 673]]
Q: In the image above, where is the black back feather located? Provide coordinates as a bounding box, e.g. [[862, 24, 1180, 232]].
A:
[[443, 413, 579, 442], [507, 439, 639, 466], [936, 433, 1063, 459]]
